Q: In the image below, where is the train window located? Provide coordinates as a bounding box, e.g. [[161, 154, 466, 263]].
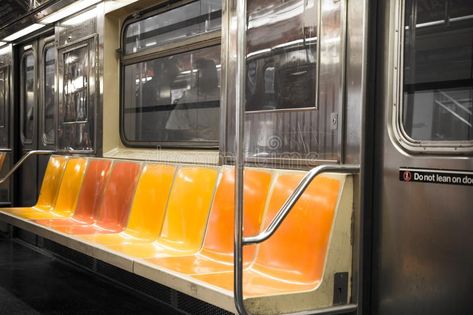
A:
[[43, 44, 56, 145], [245, 0, 318, 112], [124, 0, 222, 54], [63, 46, 88, 123], [0, 67, 6, 128], [21, 52, 35, 144], [401, 0, 473, 144], [123, 45, 221, 143], [121, 0, 222, 147]]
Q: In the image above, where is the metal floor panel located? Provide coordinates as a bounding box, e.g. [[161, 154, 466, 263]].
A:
[[0, 236, 183, 315]]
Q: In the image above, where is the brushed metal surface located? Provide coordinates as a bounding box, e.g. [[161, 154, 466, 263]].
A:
[[224, 0, 346, 167], [372, 1, 473, 314]]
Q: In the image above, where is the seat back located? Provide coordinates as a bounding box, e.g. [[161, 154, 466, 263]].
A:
[[252, 172, 342, 284], [51, 158, 87, 217], [125, 163, 176, 240], [201, 167, 272, 263], [36, 156, 68, 210], [94, 161, 142, 232], [73, 159, 113, 223], [158, 166, 218, 252]]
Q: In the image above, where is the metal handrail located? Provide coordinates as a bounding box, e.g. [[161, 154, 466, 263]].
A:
[[234, 0, 247, 312], [0, 150, 55, 184], [232, 0, 360, 312], [234, 164, 360, 315]]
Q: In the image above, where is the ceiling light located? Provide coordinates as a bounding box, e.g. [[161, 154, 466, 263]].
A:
[[3, 24, 45, 41], [0, 45, 11, 56], [41, 0, 101, 24]]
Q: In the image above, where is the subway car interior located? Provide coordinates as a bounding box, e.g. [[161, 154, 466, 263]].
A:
[[0, 0, 471, 314]]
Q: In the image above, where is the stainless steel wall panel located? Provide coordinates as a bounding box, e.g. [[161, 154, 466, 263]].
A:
[[224, 0, 345, 168], [372, 1, 473, 314], [56, 8, 98, 48]]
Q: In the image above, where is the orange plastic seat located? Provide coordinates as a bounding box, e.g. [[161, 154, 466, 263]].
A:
[[46, 161, 142, 235], [79, 163, 176, 245], [102, 166, 218, 259], [143, 167, 272, 274], [35, 159, 112, 228], [1, 157, 89, 220], [0, 155, 67, 216], [192, 172, 342, 297]]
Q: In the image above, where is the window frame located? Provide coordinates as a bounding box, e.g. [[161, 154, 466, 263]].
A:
[[119, 0, 222, 149], [0, 65, 9, 129], [56, 35, 97, 153], [392, 0, 473, 154], [20, 49, 36, 145]]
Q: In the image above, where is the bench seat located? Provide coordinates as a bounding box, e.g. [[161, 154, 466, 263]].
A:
[[142, 167, 272, 274], [4, 157, 86, 220], [81, 166, 219, 259], [2, 155, 67, 217], [0, 155, 354, 314], [44, 160, 141, 234], [35, 159, 113, 228], [190, 173, 341, 297]]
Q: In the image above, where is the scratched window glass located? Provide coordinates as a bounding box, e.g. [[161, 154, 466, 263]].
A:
[[0, 67, 6, 128], [245, 0, 317, 111], [59, 44, 93, 151], [403, 0, 473, 141], [63, 46, 88, 123], [43, 44, 56, 144], [124, 0, 222, 54], [21, 52, 35, 143]]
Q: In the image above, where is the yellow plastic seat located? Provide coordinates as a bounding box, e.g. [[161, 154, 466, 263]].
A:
[[4, 158, 87, 220], [79, 163, 176, 245], [0, 155, 67, 216], [35, 159, 113, 229], [142, 167, 272, 275], [45, 160, 142, 235], [102, 166, 219, 259], [192, 172, 343, 297]]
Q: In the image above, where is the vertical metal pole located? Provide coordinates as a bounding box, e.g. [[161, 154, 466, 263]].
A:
[[234, 0, 247, 312]]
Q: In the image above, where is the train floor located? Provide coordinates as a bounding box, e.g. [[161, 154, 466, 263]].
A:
[[0, 235, 183, 315]]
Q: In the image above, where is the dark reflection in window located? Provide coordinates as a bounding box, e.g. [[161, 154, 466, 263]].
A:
[[44, 45, 56, 144], [22, 52, 35, 143], [124, 0, 222, 54], [0, 68, 6, 128], [403, 0, 473, 141], [245, 0, 317, 111], [63, 46, 88, 123], [123, 45, 221, 143]]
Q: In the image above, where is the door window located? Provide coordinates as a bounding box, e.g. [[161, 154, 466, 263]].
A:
[[400, 0, 473, 148], [43, 43, 56, 145], [21, 51, 35, 144]]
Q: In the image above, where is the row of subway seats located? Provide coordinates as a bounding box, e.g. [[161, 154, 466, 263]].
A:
[[0, 155, 354, 314]]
